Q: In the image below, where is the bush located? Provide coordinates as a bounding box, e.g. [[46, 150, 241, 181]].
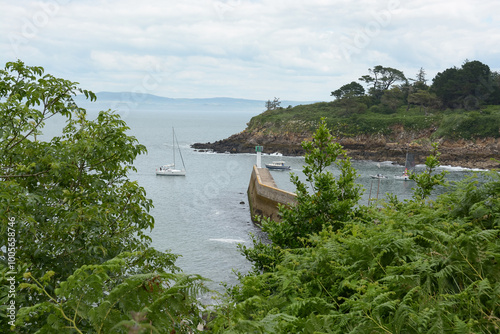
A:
[[434, 111, 500, 139]]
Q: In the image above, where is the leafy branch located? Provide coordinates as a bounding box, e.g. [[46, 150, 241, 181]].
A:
[[410, 142, 448, 200], [21, 272, 84, 334]]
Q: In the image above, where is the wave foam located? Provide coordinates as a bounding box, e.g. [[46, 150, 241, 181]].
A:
[[209, 238, 245, 244]]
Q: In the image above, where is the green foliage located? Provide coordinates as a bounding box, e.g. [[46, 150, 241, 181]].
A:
[[246, 60, 500, 141], [247, 101, 447, 139], [407, 90, 441, 114], [16, 252, 207, 333], [240, 119, 363, 271], [380, 87, 406, 113], [248, 99, 500, 140], [431, 60, 500, 109], [433, 111, 500, 139], [0, 61, 153, 278], [276, 118, 362, 241], [331, 81, 365, 100], [211, 135, 500, 333], [359, 65, 407, 101], [410, 142, 448, 200], [214, 172, 500, 333], [0, 61, 207, 333]]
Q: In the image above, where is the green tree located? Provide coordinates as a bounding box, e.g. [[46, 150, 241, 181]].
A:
[[0, 61, 155, 281], [0, 61, 206, 333], [431, 59, 497, 109], [410, 67, 429, 91], [380, 86, 405, 113], [359, 65, 407, 101], [410, 142, 448, 200], [239, 119, 362, 270], [431, 66, 462, 108], [331, 82, 366, 114], [265, 97, 281, 111], [331, 81, 365, 100], [489, 71, 500, 104], [407, 90, 441, 114]]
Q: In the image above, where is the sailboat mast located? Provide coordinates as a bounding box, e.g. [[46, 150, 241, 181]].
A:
[[176, 134, 186, 172], [172, 127, 175, 167]]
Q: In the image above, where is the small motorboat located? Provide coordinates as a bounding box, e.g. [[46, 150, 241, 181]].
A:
[[370, 173, 387, 179], [265, 161, 291, 170]]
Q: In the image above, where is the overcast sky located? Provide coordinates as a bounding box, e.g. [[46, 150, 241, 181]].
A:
[[1, 0, 500, 101]]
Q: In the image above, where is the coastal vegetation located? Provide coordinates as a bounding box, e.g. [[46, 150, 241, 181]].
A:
[[250, 60, 500, 141], [1, 61, 499, 333], [190, 60, 500, 170], [208, 121, 500, 333], [0, 61, 206, 333]]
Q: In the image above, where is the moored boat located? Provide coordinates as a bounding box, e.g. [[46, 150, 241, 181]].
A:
[[394, 168, 410, 181], [156, 165, 186, 176], [156, 128, 186, 176], [265, 161, 291, 170], [394, 152, 415, 181]]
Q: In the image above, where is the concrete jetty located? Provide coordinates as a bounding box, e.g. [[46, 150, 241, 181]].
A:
[[247, 165, 297, 223]]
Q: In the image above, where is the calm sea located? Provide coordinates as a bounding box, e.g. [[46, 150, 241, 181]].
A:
[[42, 103, 483, 296]]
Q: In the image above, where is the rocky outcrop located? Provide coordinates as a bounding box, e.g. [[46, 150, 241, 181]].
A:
[[192, 130, 311, 156], [192, 126, 500, 170]]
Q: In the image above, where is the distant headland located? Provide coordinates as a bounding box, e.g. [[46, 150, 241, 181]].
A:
[[194, 61, 500, 170]]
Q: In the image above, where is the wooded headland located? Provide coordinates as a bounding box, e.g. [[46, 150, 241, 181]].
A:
[[193, 61, 500, 169]]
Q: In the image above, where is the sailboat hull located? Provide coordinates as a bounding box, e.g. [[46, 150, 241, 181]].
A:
[[156, 168, 186, 176]]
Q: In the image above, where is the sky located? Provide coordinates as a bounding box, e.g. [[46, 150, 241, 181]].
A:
[[1, 0, 500, 102]]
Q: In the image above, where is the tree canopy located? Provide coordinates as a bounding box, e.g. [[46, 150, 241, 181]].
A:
[[359, 65, 407, 101], [265, 97, 281, 111], [0, 60, 206, 333], [431, 60, 500, 109], [331, 81, 365, 100], [330, 60, 500, 115]]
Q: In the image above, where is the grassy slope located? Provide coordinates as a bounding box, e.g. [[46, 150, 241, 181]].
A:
[[246, 102, 500, 140]]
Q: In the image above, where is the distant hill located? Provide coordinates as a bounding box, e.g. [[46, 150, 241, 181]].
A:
[[74, 92, 316, 111], [192, 101, 500, 169]]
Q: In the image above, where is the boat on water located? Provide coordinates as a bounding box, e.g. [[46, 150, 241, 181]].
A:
[[370, 173, 387, 179], [394, 152, 415, 181], [394, 169, 411, 181], [156, 128, 186, 176], [265, 161, 291, 170], [157, 164, 186, 176]]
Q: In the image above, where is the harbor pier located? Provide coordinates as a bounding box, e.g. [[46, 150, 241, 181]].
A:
[[247, 165, 297, 223]]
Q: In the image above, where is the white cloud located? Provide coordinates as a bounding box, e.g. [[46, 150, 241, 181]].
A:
[[1, 0, 499, 100]]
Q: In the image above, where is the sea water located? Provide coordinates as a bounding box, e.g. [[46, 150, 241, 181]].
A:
[[41, 104, 484, 295]]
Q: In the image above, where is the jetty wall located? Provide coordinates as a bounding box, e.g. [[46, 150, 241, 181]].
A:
[[247, 165, 297, 223]]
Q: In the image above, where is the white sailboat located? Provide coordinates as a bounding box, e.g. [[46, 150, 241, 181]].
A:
[[394, 152, 415, 181], [156, 128, 186, 176], [394, 169, 410, 181]]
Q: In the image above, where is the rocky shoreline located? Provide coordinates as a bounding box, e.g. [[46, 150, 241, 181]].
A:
[[192, 129, 500, 170]]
